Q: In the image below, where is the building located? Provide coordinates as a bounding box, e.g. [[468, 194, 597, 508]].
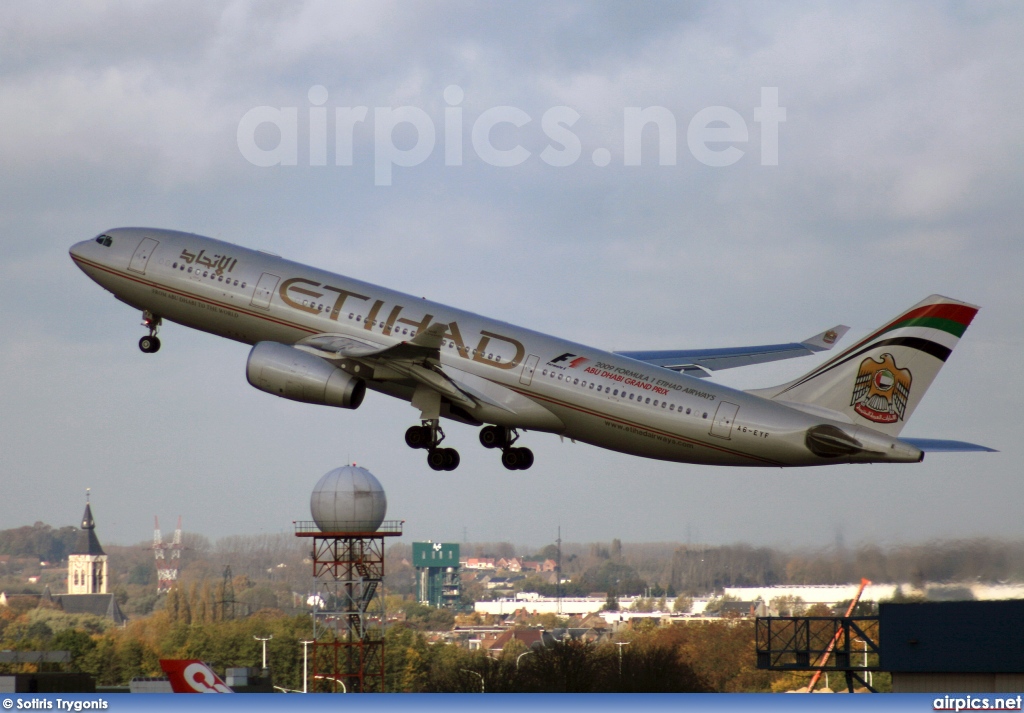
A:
[[51, 498, 126, 625], [880, 600, 1024, 692], [413, 542, 461, 609], [68, 501, 107, 595]]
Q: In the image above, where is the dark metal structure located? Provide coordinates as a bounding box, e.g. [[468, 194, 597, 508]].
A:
[[755, 615, 881, 693], [295, 520, 403, 693]]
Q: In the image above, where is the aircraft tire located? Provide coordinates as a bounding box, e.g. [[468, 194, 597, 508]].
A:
[[406, 426, 431, 449], [479, 425, 507, 449], [515, 447, 534, 470], [442, 448, 460, 471], [427, 449, 448, 471], [139, 336, 160, 353], [500, 448, 521, 470]]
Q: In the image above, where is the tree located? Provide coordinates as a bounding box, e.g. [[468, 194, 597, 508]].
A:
[[769, 595, 806, 617], [603, 592, 619, 612], [673, 594, 693, 613], [579, 561, 645, 596]]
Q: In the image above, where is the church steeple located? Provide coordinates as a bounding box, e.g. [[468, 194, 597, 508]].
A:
[[81, 502, 95, 531], [68, 491, 108, 594]]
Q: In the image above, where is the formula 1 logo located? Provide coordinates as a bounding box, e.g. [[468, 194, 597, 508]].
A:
[[547, 352, 590, 370], [850, 353, 912, 424]]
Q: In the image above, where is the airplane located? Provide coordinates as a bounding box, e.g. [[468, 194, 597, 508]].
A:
[[70, 228, 994, 471], [160, 659, 233, 693]]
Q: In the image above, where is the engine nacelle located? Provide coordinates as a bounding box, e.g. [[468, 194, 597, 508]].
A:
[[246, 341, 365, 409]]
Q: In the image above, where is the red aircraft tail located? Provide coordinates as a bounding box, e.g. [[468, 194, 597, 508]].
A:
[[159, 659, 234, 693]]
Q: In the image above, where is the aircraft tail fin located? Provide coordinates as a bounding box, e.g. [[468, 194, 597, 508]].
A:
[[160, 659, 234, 693], [749, 295, 979, 436]]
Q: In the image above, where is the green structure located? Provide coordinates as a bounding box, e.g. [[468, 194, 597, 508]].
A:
[[412, 542, 461, 609]]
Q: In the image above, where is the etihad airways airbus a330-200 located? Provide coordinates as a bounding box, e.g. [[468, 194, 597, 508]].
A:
[[70, 228, 994, 471]]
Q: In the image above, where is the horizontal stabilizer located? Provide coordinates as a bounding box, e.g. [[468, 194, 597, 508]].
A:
[[899, 438, 998, 453], [617, 325, 849, 373]]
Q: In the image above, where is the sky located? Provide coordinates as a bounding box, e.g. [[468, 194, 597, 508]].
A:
[[1, 2, 1021, 551]]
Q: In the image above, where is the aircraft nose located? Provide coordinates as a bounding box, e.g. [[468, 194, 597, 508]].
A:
[[69, 240, 88, 262]]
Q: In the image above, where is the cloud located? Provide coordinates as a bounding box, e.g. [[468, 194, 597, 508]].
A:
[[1, 2, 1021, 547]]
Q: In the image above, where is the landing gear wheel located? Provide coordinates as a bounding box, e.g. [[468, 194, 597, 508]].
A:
[[479, 425, 509, 449], [405, 425, 432, 449], [427, 449, 448, 471], [139, 336, 161, 353], [442, 448, 460, 471], [501, 448, 520, 470], [515, 447, 534, 470], [140, 311, 162, 353], [501, 447, 534, 470]]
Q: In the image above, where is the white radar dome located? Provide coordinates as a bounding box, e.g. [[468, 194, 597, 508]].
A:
[[310, 465, 387, 532]]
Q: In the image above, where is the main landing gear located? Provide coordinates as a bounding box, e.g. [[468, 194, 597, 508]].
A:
[[139, 311, 162, 353], [405, 421, 460, 471], [405, 422, 535, 472], [479, 425, 534, 470]]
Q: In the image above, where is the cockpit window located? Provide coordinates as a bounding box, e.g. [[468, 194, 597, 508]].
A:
[[94, 234, 113, 247]]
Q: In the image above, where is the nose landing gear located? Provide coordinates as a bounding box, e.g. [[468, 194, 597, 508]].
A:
[[405, 421, 460, 471], [139, 311, 162, 353], [479, 425, 534, 470]]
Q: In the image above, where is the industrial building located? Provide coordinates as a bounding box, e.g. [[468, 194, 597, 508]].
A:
[[413, 542, 461, 609], [880, 600, 1024, 692]]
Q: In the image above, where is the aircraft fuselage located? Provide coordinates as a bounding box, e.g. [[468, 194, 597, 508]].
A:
[[70, 228, 924, 468]]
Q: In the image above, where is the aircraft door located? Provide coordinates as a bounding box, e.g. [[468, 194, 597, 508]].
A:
[[250, 273, 279, 309], [519, 354, 540, 385], [709, 401, 739, 439], [128, 238, 159, 275]]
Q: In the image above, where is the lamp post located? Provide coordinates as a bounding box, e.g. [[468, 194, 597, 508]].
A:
[[314, 674, 347, 693], [299, 640, 313, 693], [854, 637, 872, 687], [614, 641, 630, 678], [460, 669, 484, 693], [254, 634, 273, 670], [516, 650, 533, 671]]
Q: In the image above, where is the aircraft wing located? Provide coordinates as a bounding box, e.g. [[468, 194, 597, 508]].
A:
[[899, 438, 998, 453], [294, 324, 479, 409], [615, 325, 850, 378], [295, 321, 448, 362]]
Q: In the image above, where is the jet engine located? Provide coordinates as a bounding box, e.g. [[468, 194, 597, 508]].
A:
[[246, 341, 365, 409]]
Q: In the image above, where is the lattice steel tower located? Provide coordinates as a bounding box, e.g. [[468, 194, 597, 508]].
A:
[[152, 516, 183, 593], [295, 520, 402, 692], [296, 464, 401, 693]]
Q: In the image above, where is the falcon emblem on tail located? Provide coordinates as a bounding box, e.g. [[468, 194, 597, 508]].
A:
[[851, 353, 912, 424]]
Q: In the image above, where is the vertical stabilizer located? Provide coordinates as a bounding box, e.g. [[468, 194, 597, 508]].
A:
[[750, 295, 978, 436]]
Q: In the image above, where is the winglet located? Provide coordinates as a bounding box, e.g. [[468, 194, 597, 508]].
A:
[[800, 325, 850, 353]]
